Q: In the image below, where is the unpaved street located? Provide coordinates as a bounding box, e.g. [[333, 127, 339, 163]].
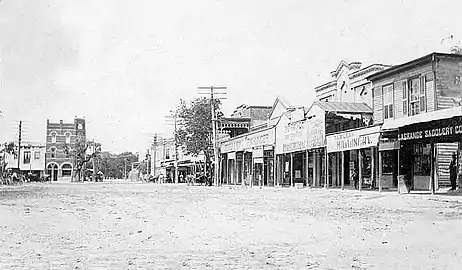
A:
[[1, 183, 461, 269]]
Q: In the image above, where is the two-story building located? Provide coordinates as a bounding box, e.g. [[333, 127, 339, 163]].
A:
[[45, 118, 86, 181], [4, 143, 46, 178], [368, 52, 462, 192]]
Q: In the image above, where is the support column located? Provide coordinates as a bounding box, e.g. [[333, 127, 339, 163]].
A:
[[251, 155, 254, 188], [371, 147, 375, 190], [431, 143, 435, 195], [358, 149, 362, 191], [305, 150, 309, 187], [273, 154, 277, 187], [324, 149, 328, 188], [314, 151, 318, 187], [378, 150, 383, 192], [290, 153, 294, 187], [397, 147, 401, 194], [241, 153, 245, 187], [341, 151, 345, 190]]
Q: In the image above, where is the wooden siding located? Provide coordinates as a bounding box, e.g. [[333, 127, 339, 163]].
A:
[[426, 77, 435, 112], [436, 57, 462, 110], [436, 142, 459, 187]]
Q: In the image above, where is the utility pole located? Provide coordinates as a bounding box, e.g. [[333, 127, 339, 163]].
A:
[[198, 86, 227, 187], [17, 120, 22, 170], [151, 133, 158, 177], [166, 110, 182, 184]]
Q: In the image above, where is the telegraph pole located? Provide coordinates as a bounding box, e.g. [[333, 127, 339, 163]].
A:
[[166, 110, 182, 184], [17, 121, 22, 170], [198, 86, 227, 187]]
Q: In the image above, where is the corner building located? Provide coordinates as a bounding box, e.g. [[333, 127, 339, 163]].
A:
[[45, 118, 86, 181]]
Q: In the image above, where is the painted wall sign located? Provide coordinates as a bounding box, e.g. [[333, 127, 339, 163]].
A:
[[220, 128, 275, 153], [326, 126, 380, 153], [282, 120, 308, 153], [398, 116, 462, 142], [306, 115, 325, 149]]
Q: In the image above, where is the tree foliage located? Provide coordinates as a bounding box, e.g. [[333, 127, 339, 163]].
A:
[[176, 97, 222, 168], [99, 152, 138, 179], [64, 138, 102, 182]]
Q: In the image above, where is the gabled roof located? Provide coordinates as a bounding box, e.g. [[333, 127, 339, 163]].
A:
[[309, 101, 373, 114], [268, 97, 295, 119]]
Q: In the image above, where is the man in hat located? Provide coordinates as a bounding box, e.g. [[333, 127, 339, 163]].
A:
[[449, 153, 458, 191]]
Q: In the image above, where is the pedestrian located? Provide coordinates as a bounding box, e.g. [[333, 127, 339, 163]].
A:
[[449, 153, 458, 191]]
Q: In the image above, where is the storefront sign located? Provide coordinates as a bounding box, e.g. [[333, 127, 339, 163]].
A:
[[253, 147, 264, 158], [326, 126, 380, 153], [398, 118, 462, 142], [220, 128, 275, 153], [282, 121, 308, 153], [228, 152, 236, 159]]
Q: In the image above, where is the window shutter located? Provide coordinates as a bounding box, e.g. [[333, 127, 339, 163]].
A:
[[402, 81, 408, 116], [420, 76, 426, 113]]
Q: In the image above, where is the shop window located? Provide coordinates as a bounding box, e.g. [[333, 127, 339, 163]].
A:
[[382, 84, 394, 119], [413, 144, 431, 175], [23, 151, 31, 164], [382, 151, 395, 174]]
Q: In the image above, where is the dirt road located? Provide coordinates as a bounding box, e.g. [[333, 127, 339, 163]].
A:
[[1, 182, 461, 269]]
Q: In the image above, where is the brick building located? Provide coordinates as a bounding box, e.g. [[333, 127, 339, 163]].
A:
[[45, 118, 86, 181]]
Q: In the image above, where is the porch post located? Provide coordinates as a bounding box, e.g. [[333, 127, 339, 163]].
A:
[[431, 143, 435, 195], [306, 150, 309, 187], [313, 151, 317, 187], [324, 149, 328, 189], [341, 151, 345, 190], [378, 149, 383, 192], [290, 152, 294, 187], [371, 147, 375, 190], [273, 154, 277, 187], [251, 153, 254, 188], [358, 149, 362, 191], [397, 147, 400, 194]]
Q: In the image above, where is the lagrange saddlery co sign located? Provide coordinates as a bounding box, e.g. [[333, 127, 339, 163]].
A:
[[220, 128, 275, 153], [398, 118, 462, 141]]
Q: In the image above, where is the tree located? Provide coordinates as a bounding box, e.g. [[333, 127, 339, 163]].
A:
[[176, 97, 222, 178], [0, 142, 16, 179], [64, 138, 101, 182]]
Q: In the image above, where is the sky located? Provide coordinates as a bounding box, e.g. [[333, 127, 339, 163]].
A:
[[1, 0, 462, 154]]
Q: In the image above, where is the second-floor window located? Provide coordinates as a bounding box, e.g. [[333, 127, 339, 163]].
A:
[[407, 77, 426, 116], [65, 132, 71, 144], [50, 147, 57, 158], [383, 84, 394, 119], [50, 132, 57, 143], [34, 151, 40, 160], [23, 151, 31, 164]]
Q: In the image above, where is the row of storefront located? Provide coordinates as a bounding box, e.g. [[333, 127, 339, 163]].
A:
[[219, 102, 462, 193]]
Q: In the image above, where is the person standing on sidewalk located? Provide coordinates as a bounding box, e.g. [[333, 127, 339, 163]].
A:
[[449, 153, 458, 191]]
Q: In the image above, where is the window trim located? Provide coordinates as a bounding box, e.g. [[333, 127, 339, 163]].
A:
[[382, 84, 394, 120]]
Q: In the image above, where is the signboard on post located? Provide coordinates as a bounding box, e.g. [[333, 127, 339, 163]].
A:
[[326, 126, 380, 153]]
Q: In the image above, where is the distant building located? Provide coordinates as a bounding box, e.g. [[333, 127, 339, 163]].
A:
[[4, 143, 46, 177], [45, 118, 86, 181], [315, 60, 391, 107]]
